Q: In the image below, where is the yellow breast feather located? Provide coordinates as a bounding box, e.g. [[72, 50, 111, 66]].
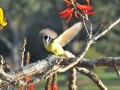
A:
[[44, 40, 65, 56]]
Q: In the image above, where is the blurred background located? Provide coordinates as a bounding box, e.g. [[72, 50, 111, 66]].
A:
[[0, 0, 120, 90]]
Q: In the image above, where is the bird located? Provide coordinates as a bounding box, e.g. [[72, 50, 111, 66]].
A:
[[39, 22, 83, 57]]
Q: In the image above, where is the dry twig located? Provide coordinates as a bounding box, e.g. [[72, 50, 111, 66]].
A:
[[20, 38, 27, 67], [76, 67, 107, 90]]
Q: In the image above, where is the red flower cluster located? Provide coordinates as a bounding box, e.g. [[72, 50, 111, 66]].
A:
[[58, 0, 95, 23], [20, 77, 37, 90]]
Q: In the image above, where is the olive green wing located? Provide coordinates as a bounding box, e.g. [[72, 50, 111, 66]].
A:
[[39, 28, 58, 39], [54, 22, 83, 47]]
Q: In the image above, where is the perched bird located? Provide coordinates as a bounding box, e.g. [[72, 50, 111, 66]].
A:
[[39, 22, 83, 57]]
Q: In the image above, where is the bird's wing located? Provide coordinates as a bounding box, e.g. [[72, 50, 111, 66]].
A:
[[54, 22, 83, 47], [39, 28, 58, 39]]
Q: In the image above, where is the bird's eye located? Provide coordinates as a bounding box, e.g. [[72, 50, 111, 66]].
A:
[[44, 35, 49, 40]]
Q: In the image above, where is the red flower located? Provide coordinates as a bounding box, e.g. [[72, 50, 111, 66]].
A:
[[58, 7, 74, 23], [27, 85, 37, 90], [20, 85, 37, 90], [76, 3, 93, 11], [50, 84, 58, 90], [83, 11, 96, 15], [23, 77, 31, 82], [58, 0, 95, 23], [19, 77, 37, 90]]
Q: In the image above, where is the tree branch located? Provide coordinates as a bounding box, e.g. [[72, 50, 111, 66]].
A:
[[0, 55, 120, 87], [68, 68, 77, 90], [93, 18, 120, 41], [76, 67, 107, 90]]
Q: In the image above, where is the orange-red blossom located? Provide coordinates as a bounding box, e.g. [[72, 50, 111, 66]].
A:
[[58, 0, 95, 23], [50, 84, 58, 90], [19, 77, 37, 90]]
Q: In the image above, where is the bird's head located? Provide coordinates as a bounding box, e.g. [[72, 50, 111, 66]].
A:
[[43, 35, 52, 46]]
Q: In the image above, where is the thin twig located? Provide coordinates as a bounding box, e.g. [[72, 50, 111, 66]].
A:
[[92, 24, 103, 39], [113, 65, 120, 78], [6, 85, 9, 90], [45, 76, 52, 90], [93, 18, 120, 41], [52, 73, 57, 86], [64, 51, 77, 90], [25, 52, 30, 66], [68, 68, 77, 90], [76, 67, 107, 90], [20, 38, 27, 67], [83, 18, 89, 35], [87, 18, 93, 35]]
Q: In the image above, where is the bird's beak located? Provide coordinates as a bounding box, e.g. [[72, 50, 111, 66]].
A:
[[43, 39, 50, 46], [45, 41, 49, 46]]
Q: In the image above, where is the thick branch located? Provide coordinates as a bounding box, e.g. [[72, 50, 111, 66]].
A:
[[0, 55, 120, 87], [75, 57, 120, 68]]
